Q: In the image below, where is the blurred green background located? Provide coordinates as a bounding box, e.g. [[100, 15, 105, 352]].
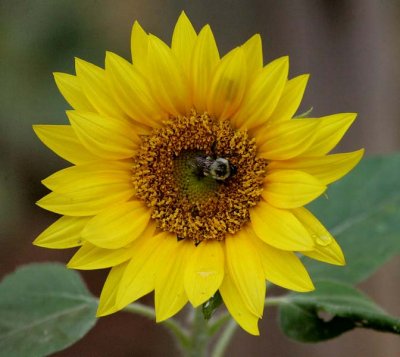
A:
[[0, 0, 399, 356]]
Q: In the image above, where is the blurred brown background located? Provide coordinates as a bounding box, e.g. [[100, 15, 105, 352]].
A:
[[0, 0, 399, 356]]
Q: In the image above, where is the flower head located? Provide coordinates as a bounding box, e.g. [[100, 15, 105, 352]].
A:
[[34, 12, 363, 335]]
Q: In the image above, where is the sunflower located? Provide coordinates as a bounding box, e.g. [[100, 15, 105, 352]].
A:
[[33, 12, 363, 335]]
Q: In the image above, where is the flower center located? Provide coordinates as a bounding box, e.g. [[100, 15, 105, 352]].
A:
[[132, 111, 267, 243]]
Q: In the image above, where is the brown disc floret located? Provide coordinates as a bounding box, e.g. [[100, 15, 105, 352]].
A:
[[132, 111, 267, 244]]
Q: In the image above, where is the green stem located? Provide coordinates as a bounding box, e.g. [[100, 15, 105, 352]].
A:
[[265, 296, 289, 307], [211, 295, 289, 357], [185, 307, 210, 357], [211, 319, 237, 357], [208, 314, 231, 336], [123, 303, 190, 349], [123, 296, 289, 357]]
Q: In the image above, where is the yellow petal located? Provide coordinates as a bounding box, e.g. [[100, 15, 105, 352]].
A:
[[268, 149, 364, 185], [293, 207, 345, 265], [303, 113, 357, 155], [219, 271, 260, 335], [233, 56, 288, 130], [225, 229, 265, 317], [39, 162, 133, 216], [184, 240, 224, 307], [256, 119, 320, 160], [131, 21, 149, 72], [155, 235, 189, 322], [67, 242, 133, 269], [97, 262, 128, 316], [207, 47, 247, 120], [191, 25, 220, 113], [241, 34, 263, 81], [302, 240, 345, 266], [146, 35, 191, 116], [263, 170, 326, 209], [248, 227, 314, 291], [53, 72, 94, 111], [82, 200, 151, 249], [33, 216, 89, 249], [116, 224, 163, 310], [67, 110, 139, 160], [42, 161, 132, 196], [33, 125, 98, 165], [105, 52, 165, 129], [270, 74, 309, 122], [250, 200, 314, 251], [36, 189, 132, 216], [171, 11, 197, 77], [75, 58, 126, 118]]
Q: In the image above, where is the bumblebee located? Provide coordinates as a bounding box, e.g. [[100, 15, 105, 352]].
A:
[[193, 155, 237, 181]]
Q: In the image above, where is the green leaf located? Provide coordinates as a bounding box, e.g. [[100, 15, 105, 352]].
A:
[[202, 291, 222, 320], [279, 280, 400, 342], [305, 153, 400, 284], [0, 263, 97, 357]]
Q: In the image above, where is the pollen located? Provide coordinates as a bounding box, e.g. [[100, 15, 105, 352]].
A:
[[132, 111, 267, 243]]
